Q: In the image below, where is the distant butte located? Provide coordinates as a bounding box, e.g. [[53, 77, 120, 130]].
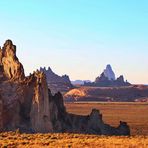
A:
[[84, 64, 131, 87]]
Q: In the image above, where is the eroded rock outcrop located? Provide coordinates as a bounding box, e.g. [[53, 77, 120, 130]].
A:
[[2, 40, 25, 80], [0, 40, 130, 135], [84, 64, 131, 87], [0, 99, 3, 130], [30, 71, 53, 132], [104, 64, 115, 80], [40, 67, 73, 94]]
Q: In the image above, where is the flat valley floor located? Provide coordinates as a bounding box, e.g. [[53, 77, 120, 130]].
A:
[[65, 102, 148, 136]]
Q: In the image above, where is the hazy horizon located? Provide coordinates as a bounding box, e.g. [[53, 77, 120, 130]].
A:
[[0, 0, 148, 84]]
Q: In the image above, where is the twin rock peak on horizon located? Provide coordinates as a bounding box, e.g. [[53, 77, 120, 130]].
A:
[[91, 64, 131, 87], [0, 40, 130, 135]]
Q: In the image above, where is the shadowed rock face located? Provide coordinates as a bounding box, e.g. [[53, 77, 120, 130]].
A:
[[40, 67, 73, 94], [0, 40, 130, 135]]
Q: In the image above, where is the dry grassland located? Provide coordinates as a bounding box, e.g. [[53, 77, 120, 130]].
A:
[[0, 132, 148, 148], [65, 102, 148, 135]]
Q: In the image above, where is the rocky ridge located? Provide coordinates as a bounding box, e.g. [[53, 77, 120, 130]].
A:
[[40, 67, 73, 94], [84, 64, 131, 87], [0, 40, 130, 135]]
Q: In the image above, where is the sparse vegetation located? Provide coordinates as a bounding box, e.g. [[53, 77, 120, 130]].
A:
[[0, 132, 148, 148], [65, 102, 148, 135]]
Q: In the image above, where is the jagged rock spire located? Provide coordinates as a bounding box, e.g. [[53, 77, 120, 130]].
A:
[[103, 64, 115, 80], [1, 40, 25, 80]]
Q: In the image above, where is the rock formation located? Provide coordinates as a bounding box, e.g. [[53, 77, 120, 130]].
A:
[[1, 40, 25, 80], [104, 64, 115, 80], [0, 99, 2, 129], [40, 67, 73, 94], [0, 40, 130, 135], [84, 64, 131, 87]]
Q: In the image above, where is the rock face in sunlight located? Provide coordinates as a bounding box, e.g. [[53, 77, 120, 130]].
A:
[[104, 64, 115, 80], [40, 67, 73, 94], [1, 40, 25, 80], [0, 40, 130, 135], [30, 71, 53, 132]]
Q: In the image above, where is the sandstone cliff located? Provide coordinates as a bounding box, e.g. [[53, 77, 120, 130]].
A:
[[1, 40, 25, 80], [0, 40, 130, 135]]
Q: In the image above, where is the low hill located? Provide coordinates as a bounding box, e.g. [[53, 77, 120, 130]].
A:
[[64, 85, 148, 102]]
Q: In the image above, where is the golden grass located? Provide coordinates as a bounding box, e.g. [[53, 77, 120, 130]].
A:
[[65, 102, 148, 136], [0, 132, 148, 148]]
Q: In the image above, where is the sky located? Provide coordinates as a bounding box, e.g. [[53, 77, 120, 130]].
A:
[[0, 0, 148, 84]]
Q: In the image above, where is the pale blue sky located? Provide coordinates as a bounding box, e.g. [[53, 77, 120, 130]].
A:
[[0, 0, 148, 84]]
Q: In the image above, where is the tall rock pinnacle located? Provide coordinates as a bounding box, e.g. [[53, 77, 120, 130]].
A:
[[103, 64, 115, 80], [1, 40, 25, 80], [93, 64, 131, 87]]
